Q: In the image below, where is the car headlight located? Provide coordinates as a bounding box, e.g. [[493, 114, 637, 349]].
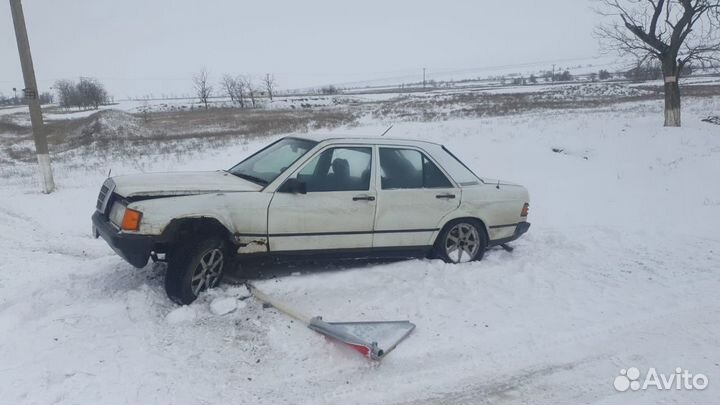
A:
[[109, 203, 143, 231], [109, 202, 126, 227]]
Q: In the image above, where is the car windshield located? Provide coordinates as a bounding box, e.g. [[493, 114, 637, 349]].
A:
[[228, 138, 317, 185]]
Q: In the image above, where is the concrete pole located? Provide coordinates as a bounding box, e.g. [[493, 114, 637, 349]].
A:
[[9, 0, 55, 193]]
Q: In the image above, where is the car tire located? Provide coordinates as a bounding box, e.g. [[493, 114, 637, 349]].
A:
[[435, 219, 487, 264], [165, 236, 227, 305]]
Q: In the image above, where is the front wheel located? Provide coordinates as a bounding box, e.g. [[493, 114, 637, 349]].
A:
[[165, 237, 227, 305], [435, 220, 486, 263]]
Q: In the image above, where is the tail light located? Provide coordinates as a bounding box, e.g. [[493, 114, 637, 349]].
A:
[[521, 203, 529, 217]]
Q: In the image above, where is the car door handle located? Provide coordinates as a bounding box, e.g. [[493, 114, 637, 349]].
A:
[[353, 195, 376, 201], [436, 193, 456, 199]]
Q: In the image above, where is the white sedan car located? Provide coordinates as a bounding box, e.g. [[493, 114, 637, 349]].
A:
[[92, 136, 530, 304]]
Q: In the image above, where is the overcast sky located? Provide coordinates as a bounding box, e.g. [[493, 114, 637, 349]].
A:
[[1, 0, 603, 99]]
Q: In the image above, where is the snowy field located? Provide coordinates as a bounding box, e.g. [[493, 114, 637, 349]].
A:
[[1, 95, 719, 404]]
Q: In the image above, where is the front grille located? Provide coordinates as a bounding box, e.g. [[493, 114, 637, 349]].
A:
[[96, 178, 115, 213], [95, 185, 109, 210]]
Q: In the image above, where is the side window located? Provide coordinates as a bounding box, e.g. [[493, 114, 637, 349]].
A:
[[380, 148, 452, 189], [423, 155, 453, 188], [379, 148, 422, 189], [295, 147, 372, 192]]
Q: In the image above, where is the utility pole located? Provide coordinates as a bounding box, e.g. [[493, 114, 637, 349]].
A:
[[9, 0, 54, 193], [422, 67, 426, 89], [552, 64, 556, 83]]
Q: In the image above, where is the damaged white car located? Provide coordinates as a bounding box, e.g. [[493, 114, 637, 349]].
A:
[[92, 137, 531, 304]]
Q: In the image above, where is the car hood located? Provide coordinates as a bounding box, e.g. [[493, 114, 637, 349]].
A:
[[111, 170, 263, 198]]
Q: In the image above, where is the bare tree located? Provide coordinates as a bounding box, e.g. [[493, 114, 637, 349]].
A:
[[599, 69, 613, 80], [320, 85, 339, 95], [77, 77, 107, 109], [54, 79, 76, 109], [242, 76, 257, 108], [220, 74, 238, 103], [233, 75, 246, 108], [54, 78, 108, 110], [193, 68, 212, 109], [263, 73, 276, 101], [39, 91, 53, 104], [596, 0, 720, 127], [220, 74, 251, 108]]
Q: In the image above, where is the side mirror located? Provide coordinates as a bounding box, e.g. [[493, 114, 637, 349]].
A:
[[280, 178, 307, 194]]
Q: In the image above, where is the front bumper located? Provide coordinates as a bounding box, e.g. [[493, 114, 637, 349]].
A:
[[92, 211, 154, 268]]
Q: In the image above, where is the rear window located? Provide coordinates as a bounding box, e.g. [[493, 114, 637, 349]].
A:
[[434, 146, 482, 186]]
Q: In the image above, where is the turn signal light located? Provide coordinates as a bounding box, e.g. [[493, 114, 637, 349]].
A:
[[121, 208, 143, 231], [521, 203, 529, 217]]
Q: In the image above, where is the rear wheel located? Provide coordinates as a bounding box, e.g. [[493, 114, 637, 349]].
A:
[[435, 220, 486, 263], [165, 236, 227, 305]]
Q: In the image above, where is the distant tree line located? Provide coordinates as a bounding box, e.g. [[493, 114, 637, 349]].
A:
[[54, 77, 109, 110], [623, 62, 693, 82], [624, 63, 663, 81], [506, 70, 574, 85], [0, 91, 53, 106], [192, 69, 278, 110], [492, 63, 700, 87], [320, 85, 339, 95]]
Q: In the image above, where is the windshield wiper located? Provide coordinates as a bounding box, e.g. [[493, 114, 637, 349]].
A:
[[226, 171, 268, 186]]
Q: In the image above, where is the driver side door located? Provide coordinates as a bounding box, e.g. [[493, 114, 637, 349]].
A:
[[267, 146, 376, 252]]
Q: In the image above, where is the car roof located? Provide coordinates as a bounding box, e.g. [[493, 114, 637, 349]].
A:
[[292, 135, 445, 149]]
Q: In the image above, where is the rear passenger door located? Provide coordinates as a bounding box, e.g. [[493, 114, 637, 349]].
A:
[[373, 147, 460, 248]]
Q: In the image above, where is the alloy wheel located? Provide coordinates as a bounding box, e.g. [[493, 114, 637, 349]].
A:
[[444, 222, 481, 263], [190, 248, 224, 296]]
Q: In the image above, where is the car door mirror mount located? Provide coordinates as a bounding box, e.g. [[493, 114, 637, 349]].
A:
[[281, 178, 307, 194]]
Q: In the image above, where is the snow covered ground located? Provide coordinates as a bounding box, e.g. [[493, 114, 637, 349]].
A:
[[1, 95, 719, 404]]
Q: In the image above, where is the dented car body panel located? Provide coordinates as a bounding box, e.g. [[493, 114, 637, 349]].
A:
[[92, 136, 531, 268], [434, 182, 530, 242], [113, 170, 262, 198]]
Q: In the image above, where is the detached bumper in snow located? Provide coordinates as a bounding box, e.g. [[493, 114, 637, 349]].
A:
[[92, 212, 154, 268]]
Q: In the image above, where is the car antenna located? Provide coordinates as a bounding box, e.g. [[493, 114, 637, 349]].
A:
[[380, 125, 393, 137]]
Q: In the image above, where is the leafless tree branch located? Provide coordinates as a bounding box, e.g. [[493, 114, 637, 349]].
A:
[[193, 68, 212, 109], [595, 0, 720, 126]]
